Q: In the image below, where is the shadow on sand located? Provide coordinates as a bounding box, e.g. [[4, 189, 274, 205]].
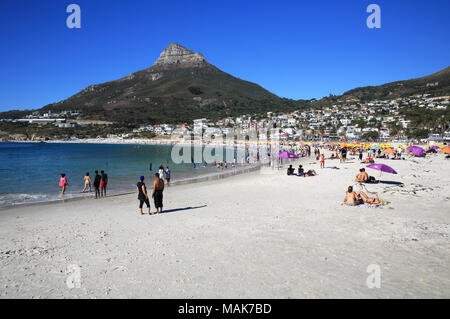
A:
[[162, 205, 207, 214], [377, 180, 404, 186]]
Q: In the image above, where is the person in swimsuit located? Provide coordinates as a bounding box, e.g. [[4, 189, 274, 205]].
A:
[[320, 153, 325, 168], [343, 186, 361, 206], [137, 176, 150, 215], [357, 191, 381, 205], [93, 170, 101, 199], [152, 173, 165, 214], [59, 173, 68, 195], [100, 170, 108, 197], [82, 172, 91, 193]]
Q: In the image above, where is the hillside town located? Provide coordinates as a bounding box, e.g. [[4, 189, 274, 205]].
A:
[[1, 95, 449, 143]]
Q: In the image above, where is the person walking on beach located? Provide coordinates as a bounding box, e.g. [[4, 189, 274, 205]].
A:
[[100, 170, 108, 197], [320, 153, 325, 168], [165, 166, 171, 186], [82, 172, 91, 193], [152, 173, 164, 214], [93, 170, 101, 199], [137, 176, 150, 215], [59, 173, 68, 195]]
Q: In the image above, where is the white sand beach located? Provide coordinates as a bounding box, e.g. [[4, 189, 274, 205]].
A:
[[0, 152, 449, 298]]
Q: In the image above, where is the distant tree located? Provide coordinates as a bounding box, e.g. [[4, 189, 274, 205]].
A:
[[361, 131, 379, 141]]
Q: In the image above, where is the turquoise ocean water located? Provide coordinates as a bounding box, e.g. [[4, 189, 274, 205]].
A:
[[0, 142, 254, 207]]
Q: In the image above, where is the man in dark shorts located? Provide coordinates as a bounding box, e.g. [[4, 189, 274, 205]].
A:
[[100, 170, 108, 197], [137, 176, 150, 215], [341, 148, 347, 163], [93, 170, 101, 199], [152, 173, 165, 214]]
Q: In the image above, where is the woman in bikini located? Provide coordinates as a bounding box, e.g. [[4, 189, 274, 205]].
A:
[[357, 191, 381, 205], [82, 172, 91, 193]]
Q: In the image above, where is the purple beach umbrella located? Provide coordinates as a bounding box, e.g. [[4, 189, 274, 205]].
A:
[[366, 164, 398, 179], [430, 146, 440, 150], [407, 146, 425, 157], [276, 152, 299, 159]]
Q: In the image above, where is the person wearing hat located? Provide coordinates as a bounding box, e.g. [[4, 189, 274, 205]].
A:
[[137, 176, 150, 215]]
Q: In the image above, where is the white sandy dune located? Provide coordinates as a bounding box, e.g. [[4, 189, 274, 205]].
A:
[[0, 152, 449, 298]]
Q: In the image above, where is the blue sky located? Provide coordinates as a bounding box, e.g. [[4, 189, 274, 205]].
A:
[[0, 0, 449, 111]]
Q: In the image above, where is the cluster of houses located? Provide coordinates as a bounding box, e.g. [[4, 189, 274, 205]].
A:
[[2, 95, 449, 142], [131, 95, 450, 142]]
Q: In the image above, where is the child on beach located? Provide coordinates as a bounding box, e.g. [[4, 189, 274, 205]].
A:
[[320, 153, 325, 168], [59, 173, 68, 195]]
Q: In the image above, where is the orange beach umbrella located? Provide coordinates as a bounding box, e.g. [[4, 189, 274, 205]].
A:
[[442, 147, 450, 154]]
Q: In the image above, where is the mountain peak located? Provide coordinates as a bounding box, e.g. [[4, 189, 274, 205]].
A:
[[153, 43, 207, 68]]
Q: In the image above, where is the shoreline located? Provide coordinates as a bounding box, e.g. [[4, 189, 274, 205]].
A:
[[0, 161, 273, 211], [0, 150, 448, 298]]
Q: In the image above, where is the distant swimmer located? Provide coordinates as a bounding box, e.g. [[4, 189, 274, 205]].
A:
[[100, 170, 108, 197], [152, 172, 165, 214], [137, 176, 150, 215], [82, 172, 91, 193], [59, 173, 68, 195], [149, 162, 152, 171], [93, 170, 101, 199]]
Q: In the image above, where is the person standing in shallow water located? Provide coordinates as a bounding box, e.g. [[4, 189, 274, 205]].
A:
[[165, 166, 171, 186], [82, 172, 91, 193], [93, 170, 101, 199], [100, 170, 108, 197], [59, 173, 68, 195], [152, 173, 164, 214], [137, 176, 150, 215]]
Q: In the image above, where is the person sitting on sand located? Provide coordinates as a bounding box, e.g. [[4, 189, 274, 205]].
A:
[[297, 165, 304, 176], [343, 186, 362, 206], [287, 165, 295, 175], [357, 191, 381, 205], [354, 168, 369, 183]]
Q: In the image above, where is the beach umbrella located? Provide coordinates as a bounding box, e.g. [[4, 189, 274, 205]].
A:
[[276, 152, 299, 159], [366, 163, 398, 180], [371, 146, 382, 150], [426, 149, 437, 154], [383, 148, 396, 154], [430, 146, 440, 150], [442, 147, 450, 154], [407, 146, 425, 157]]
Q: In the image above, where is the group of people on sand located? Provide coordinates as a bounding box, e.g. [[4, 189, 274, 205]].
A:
[[136, 173, 165, 215], [343, 167, 382, 206], [59, 170, 108, 198], [343, 186, 381, 206], [287, 164, 318, 177]]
